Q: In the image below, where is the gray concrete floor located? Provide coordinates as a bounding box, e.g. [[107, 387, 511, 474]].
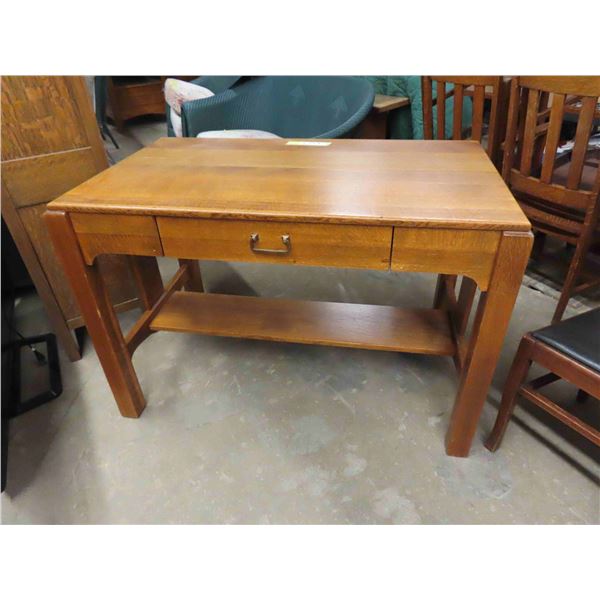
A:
[[2, 117, 599, 524]]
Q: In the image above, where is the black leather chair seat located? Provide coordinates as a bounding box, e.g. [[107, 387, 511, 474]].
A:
[[532, 308, 600, 374]]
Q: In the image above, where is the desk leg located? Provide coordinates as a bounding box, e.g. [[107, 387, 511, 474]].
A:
[[130, 256, 164, 309], [433, 275, 457, 309], [178, 259, 204, 292], [445, 231, 532, 457], [45, 210, 146, 418]]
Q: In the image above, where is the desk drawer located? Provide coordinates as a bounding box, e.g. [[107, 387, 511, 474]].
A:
[[391, 227, 501, 290], [71, 213, 163, 265], [157, 218, 392, 270]]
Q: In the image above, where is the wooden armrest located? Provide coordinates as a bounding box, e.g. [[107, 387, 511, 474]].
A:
[[373, 94, 410, 113]]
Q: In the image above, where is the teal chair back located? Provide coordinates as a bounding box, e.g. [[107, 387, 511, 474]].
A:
[[182, 76, 375, 138], [191, 76, 243, 93]]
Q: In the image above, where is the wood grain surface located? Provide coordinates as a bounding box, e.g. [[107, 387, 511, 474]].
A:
[[48, 138, 530, 231], [150, 292, 456, 355], [158, 217, 392, 270], [391, 228, 501, 290], [70, 213, 163, 264]]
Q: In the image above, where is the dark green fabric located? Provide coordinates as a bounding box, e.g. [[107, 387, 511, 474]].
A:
[[181, 76, 375, 139], [362, 76, 473, 139], [363, 76, 412, 139]]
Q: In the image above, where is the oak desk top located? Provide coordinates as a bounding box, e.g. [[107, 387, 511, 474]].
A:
[[50, 138, 530, 232]]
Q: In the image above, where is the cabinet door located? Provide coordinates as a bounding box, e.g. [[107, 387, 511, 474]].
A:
[[1, 76, 139, 355]]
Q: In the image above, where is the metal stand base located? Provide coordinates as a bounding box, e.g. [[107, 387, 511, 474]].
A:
[[1, 333, 62, 492]]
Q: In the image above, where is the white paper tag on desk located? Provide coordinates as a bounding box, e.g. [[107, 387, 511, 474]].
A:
[[286, 140, 331, 146]]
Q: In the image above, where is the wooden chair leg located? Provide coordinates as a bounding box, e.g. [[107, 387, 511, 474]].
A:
[[485, 335, 535, 452], [551, 238, 589, 323], [531, 231, 546, 262]]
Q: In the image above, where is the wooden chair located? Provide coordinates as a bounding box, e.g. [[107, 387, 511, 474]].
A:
[[486, 308, 600, 452], [423, 77, 510, 315], [422, 76, 509, 168], [501, 76, 600, 323]]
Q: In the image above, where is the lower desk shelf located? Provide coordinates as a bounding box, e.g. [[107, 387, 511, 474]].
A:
[[150, 292, 456, 356]]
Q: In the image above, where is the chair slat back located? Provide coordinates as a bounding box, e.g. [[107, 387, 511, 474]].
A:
[[539, 94, 565, 184], [422, 76, 506, 167], [422, 76, 434, 139], [567, 96, 598, 189], [520, 87, 540, 175], [452, 84, 464, 139], [436, 80, 446, 140], [502, 77, 600, 210]]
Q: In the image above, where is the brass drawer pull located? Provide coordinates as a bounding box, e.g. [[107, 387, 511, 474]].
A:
[[249, 233, 291, 255]]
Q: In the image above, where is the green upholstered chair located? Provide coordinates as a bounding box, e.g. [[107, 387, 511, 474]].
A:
[[191, 75, 244, 92], [177, 76, 375, 139]]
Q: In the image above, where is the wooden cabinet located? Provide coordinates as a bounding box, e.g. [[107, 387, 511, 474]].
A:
[[1, 76, 139, 361], [107, 76, 197, 130]]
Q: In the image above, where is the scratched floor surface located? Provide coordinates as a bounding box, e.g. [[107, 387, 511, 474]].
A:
[[2, 259, 598, 524]]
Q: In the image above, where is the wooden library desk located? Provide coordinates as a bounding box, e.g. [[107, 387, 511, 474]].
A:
[[45, 138, 532, 457]]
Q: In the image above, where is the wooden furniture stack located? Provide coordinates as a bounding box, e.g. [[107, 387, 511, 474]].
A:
[[421, 76, 512, 313], [422, 76, 600, 325], [1, 76, 139, 361], [501, 76, 600, 323]]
